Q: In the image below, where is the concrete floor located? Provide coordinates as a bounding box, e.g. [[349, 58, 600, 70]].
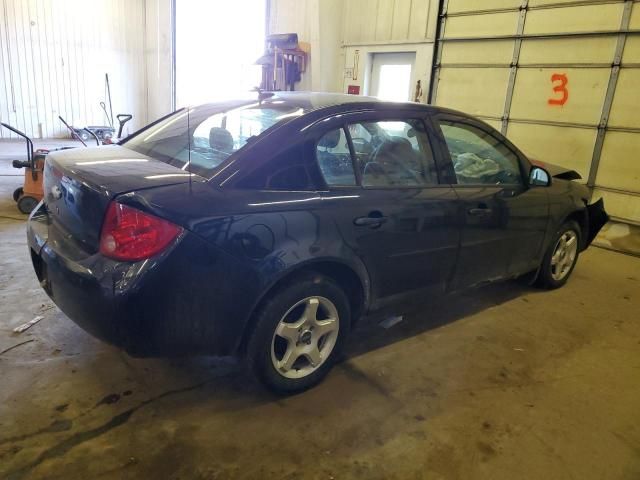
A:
[[1, 141, 639, 480]]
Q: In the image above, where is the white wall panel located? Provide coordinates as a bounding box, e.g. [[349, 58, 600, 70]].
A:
[[447, 0, 520, 14], [622, 36, 640, 64], [391, 0, 412, 41], [596, 131, 640, 194], [524, 3, 623, 35], [519, 37, 617, 65], [629, 2, 640, 29], [592, 188, 640, 223], [445, 12, 519, 38], [408, 0, 432, 40], [342, 0, 437, 45], [0, 0, 147, 139], [506, 123, 596, 180], [608, 69, 640, 129], [441, 40, 512, 65], [510, 68, 610, 124], [529, 0, 605, 5], [436, 67, 510, 117]]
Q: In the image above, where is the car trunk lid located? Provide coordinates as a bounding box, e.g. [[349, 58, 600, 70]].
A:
[[43, 145, 202, 254]]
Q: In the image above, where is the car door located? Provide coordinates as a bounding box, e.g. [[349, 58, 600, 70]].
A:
[[311, 111, 460, 306], [430, 114, 550, 290]]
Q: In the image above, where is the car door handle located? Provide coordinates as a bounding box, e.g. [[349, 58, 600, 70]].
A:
[[468, 207, 493, 216], [354, 215, 387, 227]]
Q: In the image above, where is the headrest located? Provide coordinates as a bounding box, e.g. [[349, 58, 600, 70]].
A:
[[377, 138, 414, 161], [209, 127, 234, 153], [318, 129, 341, 149]]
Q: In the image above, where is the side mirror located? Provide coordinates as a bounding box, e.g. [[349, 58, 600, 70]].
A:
[[529, 166, 551, 187]]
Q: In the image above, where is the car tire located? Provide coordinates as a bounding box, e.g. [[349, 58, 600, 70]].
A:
[[13, 187, 23, 202], [536, 220, 581, 289], [246, 273, 350, 395]]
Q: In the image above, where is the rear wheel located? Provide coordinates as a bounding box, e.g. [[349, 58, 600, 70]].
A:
[[247, 273, 350, 394], [17, 195, 38, 214], [12, 187, 23, 202], [536, 221, 581, 289]]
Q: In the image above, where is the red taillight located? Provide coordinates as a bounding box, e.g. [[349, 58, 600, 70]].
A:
[[99, 202, 183, 261]]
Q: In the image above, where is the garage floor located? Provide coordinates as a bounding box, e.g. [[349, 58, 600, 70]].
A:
[[1, 141, 639, 480]]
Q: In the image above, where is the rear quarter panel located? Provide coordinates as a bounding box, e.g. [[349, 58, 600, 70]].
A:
[[122, 182, 370, 352]]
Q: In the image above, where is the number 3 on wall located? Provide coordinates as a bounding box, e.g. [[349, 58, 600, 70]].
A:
[[548, 73, 569, 106]]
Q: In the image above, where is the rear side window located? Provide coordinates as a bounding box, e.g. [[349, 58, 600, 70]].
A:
[[123, 103, 300, 178], [437, 121, 523, 185], [315, 119, 438, 188], [316, 128, 357, 186]]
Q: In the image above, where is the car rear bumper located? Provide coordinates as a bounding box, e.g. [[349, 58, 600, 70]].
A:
[[27, 203, 261, 357]]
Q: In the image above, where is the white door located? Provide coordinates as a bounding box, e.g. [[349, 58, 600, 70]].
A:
[[369, 53, 416, 102]]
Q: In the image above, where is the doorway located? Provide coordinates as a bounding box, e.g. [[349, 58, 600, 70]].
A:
[[369, 52, 416, 102], [175, 0, 266, 107]]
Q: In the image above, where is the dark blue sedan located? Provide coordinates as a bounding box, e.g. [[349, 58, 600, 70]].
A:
[[27, 92, 608, 393]]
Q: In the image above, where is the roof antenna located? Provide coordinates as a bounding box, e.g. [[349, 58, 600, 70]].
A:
[[187, 107, 192, 193]]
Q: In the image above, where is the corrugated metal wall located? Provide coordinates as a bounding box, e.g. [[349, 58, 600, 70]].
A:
[[0, 0, 147, 139], [431, 0, 640, 224], [342, 0, 437, 45]]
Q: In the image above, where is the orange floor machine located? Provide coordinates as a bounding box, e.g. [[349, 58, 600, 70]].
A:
[[2, 123, 73, 214]]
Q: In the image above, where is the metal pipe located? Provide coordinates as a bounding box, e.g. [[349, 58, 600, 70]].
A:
[[441, 29, 640, 42], [475, 115, 640, 133], [443, 0, 627, 18], [593, 185, 640, 197], [428, 0, 448, 104], [501, 0, 528, 134], [437, 63, 621, 69], [587, 0, 633, 187]]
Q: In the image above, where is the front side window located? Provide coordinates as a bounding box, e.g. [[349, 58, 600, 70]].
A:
[[437, 120, 523, 185], [352, 119, 438, 187]]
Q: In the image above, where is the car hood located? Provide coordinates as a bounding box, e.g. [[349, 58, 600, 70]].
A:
[[530, 158, 582, 181]]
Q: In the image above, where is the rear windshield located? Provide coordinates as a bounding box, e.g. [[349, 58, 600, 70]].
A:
[[122, 102, 302, 177]]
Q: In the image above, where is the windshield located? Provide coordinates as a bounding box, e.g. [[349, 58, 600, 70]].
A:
[[122, 101, 303, 177]]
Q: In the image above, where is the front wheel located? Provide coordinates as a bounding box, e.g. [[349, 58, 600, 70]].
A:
[[536, 220, 581, 289], [246, 273, 350, 394]]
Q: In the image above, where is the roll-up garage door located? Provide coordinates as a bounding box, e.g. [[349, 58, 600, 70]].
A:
[[430, 0, 640, 224]]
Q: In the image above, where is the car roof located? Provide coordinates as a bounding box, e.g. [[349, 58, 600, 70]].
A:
[[193, 91, 439, 117], [262, 91, 437, 114]]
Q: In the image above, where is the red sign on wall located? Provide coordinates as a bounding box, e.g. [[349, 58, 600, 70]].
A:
[[347, 85, 360, 95]]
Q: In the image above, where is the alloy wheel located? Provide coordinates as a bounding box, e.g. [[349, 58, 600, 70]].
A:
[[270, 296, 340, 379], [550, 230, 578, 281]]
